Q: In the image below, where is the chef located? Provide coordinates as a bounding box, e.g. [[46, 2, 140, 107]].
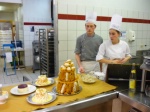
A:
[[96, 14, 131, 76], [75, 12, 103, 73]]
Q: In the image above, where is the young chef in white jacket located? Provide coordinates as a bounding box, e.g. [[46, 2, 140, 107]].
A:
[[96, 14, 131, 76]]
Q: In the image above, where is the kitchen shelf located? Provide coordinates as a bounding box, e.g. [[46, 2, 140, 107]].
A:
[[39, 29, 55, 77]]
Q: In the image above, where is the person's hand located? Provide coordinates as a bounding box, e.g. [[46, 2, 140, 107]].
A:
[[118, 58, 128, 64], [112, 58, 128, 64], [111, 59, 121, 64], [79, 66, 85, 73]]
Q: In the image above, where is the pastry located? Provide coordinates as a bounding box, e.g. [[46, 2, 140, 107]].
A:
[[56, 59, 80, 95]]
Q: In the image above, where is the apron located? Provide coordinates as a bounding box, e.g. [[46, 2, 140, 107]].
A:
[[79, 61, 100, 73]]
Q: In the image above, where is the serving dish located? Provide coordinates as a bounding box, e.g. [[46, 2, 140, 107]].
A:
[[27, 92, 57, 105], [10, 85, 36, 95]]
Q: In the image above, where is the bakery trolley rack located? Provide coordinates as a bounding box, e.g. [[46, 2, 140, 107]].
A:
[[2, 44, 16, 76], [39, 29, 55, 77]]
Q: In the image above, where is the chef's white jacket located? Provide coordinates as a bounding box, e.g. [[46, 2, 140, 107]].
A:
[[96, 40, 131, 74]]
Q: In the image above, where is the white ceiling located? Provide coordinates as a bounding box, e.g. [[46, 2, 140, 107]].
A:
[[0, 3, 21, 12]]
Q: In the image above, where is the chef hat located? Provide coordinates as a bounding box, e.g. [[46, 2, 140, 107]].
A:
[[109, 14, 122, 32], [85, 12, 97, 25]]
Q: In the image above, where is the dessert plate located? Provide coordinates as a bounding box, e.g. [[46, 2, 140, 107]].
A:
[[33, 78, 55, 87], [52, 86, 82, 96], [10, 85, 36, 95], [27, 92, 57, 105]]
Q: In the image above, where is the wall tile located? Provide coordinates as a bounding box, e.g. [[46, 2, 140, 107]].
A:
[[133, 11, 139, 19], [68, 4, 76, 14], [101, 22, 108, 30], [93, 6, 102, 16], [132, 23, 138, 31], [68, 50, 75, 60], [77, 21, 85, 30], [143, 24, 148, 31], [126, 23, 133, 30], [143, 31, 148, 38], [58, 20, 68, 30], [115, 8, 122, 16], [121, 9, 128, 18], [137, 23, 143, 31], [127, 10, 133, 18], [68, 31, 77, 40], [94, 30, 101, 37], [109, 8, 116, 16], [59, 51, 68, 61], [68, 41, 76, 50], [68, 20, 77, 31], [121, 23, 127, 30], [59, 41, 68, 51], [139, 12, 144, 19], [77, 31, 85, 37], [96, 21, 101, 31], [58, 3, 67, 14], [101, 7, 109, 16], [77, 5, 86, 15], [100, 30, 108, 40], [58, 31, 68, 40], [85, 5, 94, 13], [144, 12, 149, 20]]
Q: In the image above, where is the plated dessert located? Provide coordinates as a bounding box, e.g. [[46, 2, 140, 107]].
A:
[[18, 84, 28, 93], [32, 88, 52, 104], [81, 74, 96, 84], [56, 59, 80, 95], [35, 75, 51, 86]]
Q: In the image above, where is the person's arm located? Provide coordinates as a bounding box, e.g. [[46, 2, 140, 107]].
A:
[[99, 58, 121, 64], [75, 53, 85, 73], [99, 62, 102, 72]]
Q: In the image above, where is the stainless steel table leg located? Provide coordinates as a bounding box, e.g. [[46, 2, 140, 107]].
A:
[[141, 70, 147, 92]]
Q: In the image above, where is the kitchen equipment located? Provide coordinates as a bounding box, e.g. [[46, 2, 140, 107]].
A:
[[32, 40, 40, 73], [39, 29, 55, 77], [140, 56, 150, 92], [2, 44, 16, 76]]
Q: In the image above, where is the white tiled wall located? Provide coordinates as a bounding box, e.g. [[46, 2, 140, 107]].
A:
[[22, 0, 52, 66], [58, 0, 150, 68]]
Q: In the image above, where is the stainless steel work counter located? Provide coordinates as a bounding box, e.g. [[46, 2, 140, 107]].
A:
[[33, 89, 150, 112], [119, 90, 150, 112]]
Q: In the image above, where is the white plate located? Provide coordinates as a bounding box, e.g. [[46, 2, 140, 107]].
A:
[[33, 78, 55, 87], [10, 85, 36, 95], [27, 92, 57, 105]]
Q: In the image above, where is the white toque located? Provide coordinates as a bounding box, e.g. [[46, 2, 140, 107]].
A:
[[85, 12, 97, 25], [110, 14, 122, 32]]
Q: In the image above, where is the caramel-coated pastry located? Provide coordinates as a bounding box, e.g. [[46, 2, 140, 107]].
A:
[[64, 63, 70, 67], [56, 59, 80, 95], [71, 67, 75, 71], [66, 59, 71, 64], [67, 67, 71, 72], [70, 62, 74, 67]]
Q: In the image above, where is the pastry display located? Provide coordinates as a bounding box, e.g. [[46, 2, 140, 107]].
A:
[[32, 88, 52, 104], [56, 59, 80, 95], [35, 75, 51, 86], [18, 84, 28, 93]]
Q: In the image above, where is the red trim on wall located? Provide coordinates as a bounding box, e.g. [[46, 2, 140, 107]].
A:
[[24, 22, 52, 25], [58, 14, 150, 24]]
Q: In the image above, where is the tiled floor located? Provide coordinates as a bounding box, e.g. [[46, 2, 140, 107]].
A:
[[0, 58, 40, 86]]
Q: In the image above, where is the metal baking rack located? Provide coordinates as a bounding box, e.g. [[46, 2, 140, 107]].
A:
[[39, 29, 55, 77]]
